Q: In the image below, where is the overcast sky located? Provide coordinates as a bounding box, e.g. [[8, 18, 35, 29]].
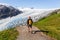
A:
[[0, 0, 60, 9]]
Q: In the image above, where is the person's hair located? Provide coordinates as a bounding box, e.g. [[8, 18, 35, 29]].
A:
[[28, 16, 31, 19]]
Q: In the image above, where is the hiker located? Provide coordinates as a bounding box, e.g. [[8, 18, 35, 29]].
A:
[[27, 16, 33, 32]]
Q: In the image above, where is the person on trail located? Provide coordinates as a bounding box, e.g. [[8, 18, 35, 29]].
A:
[[27, 16, 33, 32]]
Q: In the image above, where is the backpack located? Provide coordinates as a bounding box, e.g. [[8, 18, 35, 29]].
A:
[[29, 19, 32, 25]]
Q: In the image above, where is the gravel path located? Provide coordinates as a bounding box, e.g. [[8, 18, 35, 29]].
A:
[[16, 26, 55, 40]]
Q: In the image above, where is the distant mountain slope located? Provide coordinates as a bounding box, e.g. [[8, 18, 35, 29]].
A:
[[0, 5, 23, 19]]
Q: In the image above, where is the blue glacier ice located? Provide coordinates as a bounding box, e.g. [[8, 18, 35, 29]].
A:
[[0, 8, 57, 31]]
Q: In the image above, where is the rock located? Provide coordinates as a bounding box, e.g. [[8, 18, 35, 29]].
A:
[[0, 5, 23, 19]]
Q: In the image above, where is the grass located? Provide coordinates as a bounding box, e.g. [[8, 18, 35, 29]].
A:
[[0, 27, 19, 40], [33, 13, 60, 40]]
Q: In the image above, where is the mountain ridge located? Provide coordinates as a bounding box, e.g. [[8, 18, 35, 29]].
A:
[[0, 4, 22, 19]]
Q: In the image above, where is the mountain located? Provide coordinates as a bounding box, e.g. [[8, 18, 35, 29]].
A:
[[18, 7, 60, 22], [0, 6, 60, 31], [0, 5, 23, 19]]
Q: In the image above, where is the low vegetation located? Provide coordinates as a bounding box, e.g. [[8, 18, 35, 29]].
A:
[[33, 13, 60, 40], [0, 28, 18, 40]]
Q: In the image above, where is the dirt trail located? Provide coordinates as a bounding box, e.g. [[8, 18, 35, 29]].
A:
[[16, 26, 54, 40]]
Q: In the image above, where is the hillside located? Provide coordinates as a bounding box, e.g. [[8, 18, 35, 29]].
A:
[[0, 5, 22, 19], [33, 13, 60, 40]]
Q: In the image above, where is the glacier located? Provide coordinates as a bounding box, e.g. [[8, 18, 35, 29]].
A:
[[0, 8, 57, 31]]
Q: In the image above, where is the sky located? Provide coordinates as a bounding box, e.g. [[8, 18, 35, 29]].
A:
[[0, 0, 60, 9]]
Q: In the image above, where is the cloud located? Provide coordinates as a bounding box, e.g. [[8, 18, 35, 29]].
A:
[[18, 7, 60, 10], [0, 3, 11, 6]]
